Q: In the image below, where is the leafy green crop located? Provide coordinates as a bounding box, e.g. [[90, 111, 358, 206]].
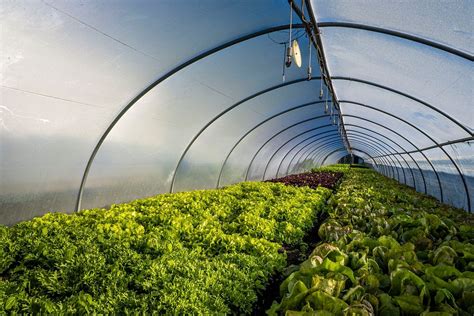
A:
[[269, 167, 474, 315], [0, 182, 330, 314]]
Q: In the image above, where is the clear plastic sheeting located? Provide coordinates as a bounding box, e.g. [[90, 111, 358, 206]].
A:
[[322, 27, 473, 132], [1, 1, 472, 225], [276, 129, 340, 177], [312, 0, 473, 54], [335, 81, 469, 143], [82, 34, 320, 208], [246, 117, 339, 181], [311, 0, 473, 211], [423, 148, 468, 210], [441, 141, 474, 208], [0, 0, 321, 223]]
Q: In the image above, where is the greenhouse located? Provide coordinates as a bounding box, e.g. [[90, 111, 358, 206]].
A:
[[0, 0, 473, 314]]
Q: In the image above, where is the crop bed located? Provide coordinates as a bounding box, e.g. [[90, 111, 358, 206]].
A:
[[269, 165, 474, 315], [266, 171, 344, 190], [0, 182, 330, 314]]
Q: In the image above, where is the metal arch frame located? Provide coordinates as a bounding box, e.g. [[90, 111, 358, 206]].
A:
[[332, 78, 472, 136], [340, 100, 469, 148], [279, 130, 346, 177], [350, 149, 381, 170], [292, 0, 353, 154], [245, 126, 341, 181], [348, 141, 401, 179], [346, 133, 411, 185], [295, 140, 349, 172], [321, 147, 382, 168], [344, 125, 428, 193], [342, 115, 444, 201], [345, 129, 421, 190], [170, 77, 325, 192], [262, 131, 345, 180], [72, 10, 471, 211], [342, 148, 382, 172], [74, 23, 305, 211], [326, 151, 355, 166], [321, 148, 352, 166], [321, 147, 384, 171], [277, 130, 339, 177], [244, 120, 337, 181], [237, 129, 341, 183], [317, 143, 352, 167], [370, 136, 474, 158], [317, 22, 473, 61], [293, 130, 398, 179], [304, 138, 398, 180], [342, 111, 471, 211], [345, 133, 411, 185], [287, 128, 398, 177], [291, 115, 441, 195], [339, 138, 403, 181], [276, 122, 410, 180], [288, 131, 393, 177], [215, 99, 330, 188]]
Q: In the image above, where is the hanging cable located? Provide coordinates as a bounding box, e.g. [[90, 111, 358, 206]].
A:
[[307, 35, 312, 80], [319, 78, 323, 99], [286, 2, 293, 68], [282, 43, 287, 82], [324, 85, 329, 113]]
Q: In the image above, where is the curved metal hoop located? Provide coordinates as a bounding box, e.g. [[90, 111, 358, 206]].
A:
[[318, 22, 473, 61], [215, 100, 330, 188], [345, 130, 420, 190], [342, 116, 444, 200], [244, 119, 335, 181], [345, 133, 411, 184], [344, 125, 427, 193], [75, 23, 304, 211], [288, 116, 440, 197], [332, 78, 472, 136], [343, 112, 471, 211], [304, 139, 398, 179]]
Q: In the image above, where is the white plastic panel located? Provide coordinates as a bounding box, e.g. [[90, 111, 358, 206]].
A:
[[322, 27, 473, 132], [289, 135, 343, 173], [220, 125, 336, 186], [312, 0, 473, 55], [343, 117, 418, 152], [265, 131, 342, 179], [173, 79, 324, 191], [277, 130, 340, 177], [247, 118, 338, 181], [335, 80, 469, 143], [298, 141, 344, 172], [424, 147, 468, 210], [401, 153, 426, 194], [82, 33, 321, 209], [0, 0, 297, 223], [442, 141, 474, 210]]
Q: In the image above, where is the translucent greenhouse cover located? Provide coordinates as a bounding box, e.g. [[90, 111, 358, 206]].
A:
[[0, 0, 472, 224]]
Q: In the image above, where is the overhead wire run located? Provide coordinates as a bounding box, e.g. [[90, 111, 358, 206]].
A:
[[267, 29, 305, 45], [0, 85, 105, 109], [297, 0, 351, 154], [40, 0, 160, 62], [286, 2, 294, 68], [307, 33, 312, 80]]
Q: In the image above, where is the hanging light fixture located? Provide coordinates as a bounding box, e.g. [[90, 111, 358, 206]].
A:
[[307, 38, 312, 80], [319, 79, 324, 99]]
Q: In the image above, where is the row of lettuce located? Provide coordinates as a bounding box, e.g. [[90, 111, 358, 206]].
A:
[[0, 181, 331, 314], [269, 165, 474, 315]]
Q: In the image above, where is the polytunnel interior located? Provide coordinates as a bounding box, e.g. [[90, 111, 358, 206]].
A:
[[0, 0, 473, 225]]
